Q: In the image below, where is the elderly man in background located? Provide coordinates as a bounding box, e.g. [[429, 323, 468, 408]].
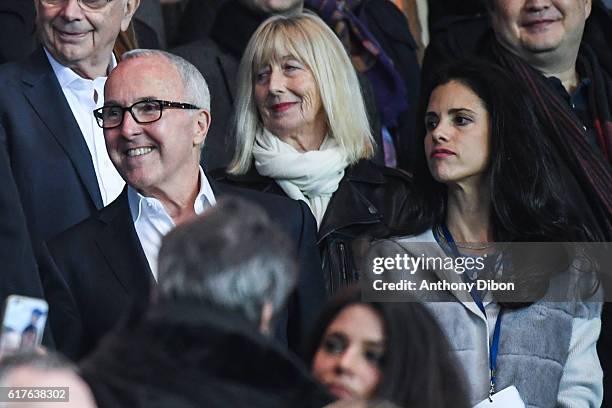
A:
[[77, 197, 332, 407], [0, 0, 140, 329], [43, 49, 325, 360], [0, 0, 140, 256]]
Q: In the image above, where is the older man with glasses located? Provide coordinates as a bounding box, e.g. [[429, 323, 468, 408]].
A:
[[41, 49, 326, 360], [0, 0, 139, 260]]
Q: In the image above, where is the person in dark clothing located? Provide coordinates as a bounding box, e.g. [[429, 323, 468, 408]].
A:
[[0, 0, 37, 65], [0, 134, 43, 326], [80, 197, 333, 408], [305, 0, 421, 170], [426, 0, 486, 33], [43, 49, 325, 360], [0, 0, 141, 262], [212, 13, 426, 293], [175, 0, 237, 46], [133, 0, 166, 48]]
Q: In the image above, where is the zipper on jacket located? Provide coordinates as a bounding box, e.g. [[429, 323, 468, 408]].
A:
[[338, 242, 350, 285], [325, 253, 336, 294]]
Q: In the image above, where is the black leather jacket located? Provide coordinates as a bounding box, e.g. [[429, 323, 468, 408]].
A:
[[212, 160, 427, 293]]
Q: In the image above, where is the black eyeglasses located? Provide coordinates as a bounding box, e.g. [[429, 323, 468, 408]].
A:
[[40, 0, 114, 11], [93, 100, 200, 129]]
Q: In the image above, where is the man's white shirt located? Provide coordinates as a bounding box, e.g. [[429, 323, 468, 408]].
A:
[[128, 167, 216, 279], [45, 48, 125, 206]]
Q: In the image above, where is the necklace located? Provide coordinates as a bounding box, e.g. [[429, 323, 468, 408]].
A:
[[435, 224, 496, 252], [454, 242, 494, 250]]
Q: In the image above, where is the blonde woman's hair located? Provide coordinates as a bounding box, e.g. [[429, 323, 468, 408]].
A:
[[228, 11, 374, 174]]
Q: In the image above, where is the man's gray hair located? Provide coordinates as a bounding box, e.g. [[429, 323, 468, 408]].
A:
[[122, 49, 210, 111], [0, 351, 78, 386], [156, 197, 298, 326]]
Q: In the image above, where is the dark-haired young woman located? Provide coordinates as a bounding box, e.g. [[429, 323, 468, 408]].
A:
[[304, 286, 469, 408], [373, 59, 603, 407]]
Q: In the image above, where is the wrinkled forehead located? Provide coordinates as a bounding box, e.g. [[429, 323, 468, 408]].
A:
[[251, 24, 314, 73], [106, 57, 185, 103]]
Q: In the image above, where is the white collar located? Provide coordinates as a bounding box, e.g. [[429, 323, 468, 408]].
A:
[[44, 47, 117, 88], [127, 166, 216, 223]]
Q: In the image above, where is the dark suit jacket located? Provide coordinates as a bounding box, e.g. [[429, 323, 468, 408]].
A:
[[173, 39, 239, 171], [44, 181, 326, 360], [133, 0, 166, 49], [0, 140, 43, 307], [0, 48, 104, 254], [0, 0, 37, 65]]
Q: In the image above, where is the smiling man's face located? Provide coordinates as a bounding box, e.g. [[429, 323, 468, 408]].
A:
[[35, 0, 138, 77], [103, 55, 208, 197], [489, 0, 591, 61]]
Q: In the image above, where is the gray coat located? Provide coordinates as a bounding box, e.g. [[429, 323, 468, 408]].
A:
[[364, 229, 603, 407]]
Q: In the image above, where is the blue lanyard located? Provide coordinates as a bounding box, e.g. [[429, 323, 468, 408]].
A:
[[439, 224, 503, 398], [489, 311, 503, 399]]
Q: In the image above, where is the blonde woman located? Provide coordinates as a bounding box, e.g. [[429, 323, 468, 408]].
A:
[[213, 12, 424, 293]]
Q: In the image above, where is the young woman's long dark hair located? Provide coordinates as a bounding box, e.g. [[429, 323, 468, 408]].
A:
[[303, 286, 469, 408], [417, 59, 600, 242], [414, 59, 602, 303]]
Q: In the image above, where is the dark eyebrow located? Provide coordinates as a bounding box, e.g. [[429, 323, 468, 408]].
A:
[[325, 331, 383, 348], [448, 108, 477, 115]]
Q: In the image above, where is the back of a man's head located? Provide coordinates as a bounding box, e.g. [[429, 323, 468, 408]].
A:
[[156, 196, 298, 331], [0, 352, 96, 408]]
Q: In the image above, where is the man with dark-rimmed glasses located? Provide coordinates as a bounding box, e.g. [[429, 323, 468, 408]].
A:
[[42, 50, 326, 361], [93, 100, 201, 129]]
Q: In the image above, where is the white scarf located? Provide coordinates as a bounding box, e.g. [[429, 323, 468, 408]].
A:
[[252, 128, 349, 228]]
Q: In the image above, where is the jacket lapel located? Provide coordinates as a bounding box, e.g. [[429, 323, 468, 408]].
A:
[[95, 190, 154, 300], [21, 48, 103, 209]]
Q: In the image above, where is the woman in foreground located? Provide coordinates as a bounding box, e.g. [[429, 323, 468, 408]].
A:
[[304, 286, 469, 407]]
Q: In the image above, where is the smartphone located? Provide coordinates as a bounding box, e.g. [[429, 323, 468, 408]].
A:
[[0, 295, 48, 354]]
